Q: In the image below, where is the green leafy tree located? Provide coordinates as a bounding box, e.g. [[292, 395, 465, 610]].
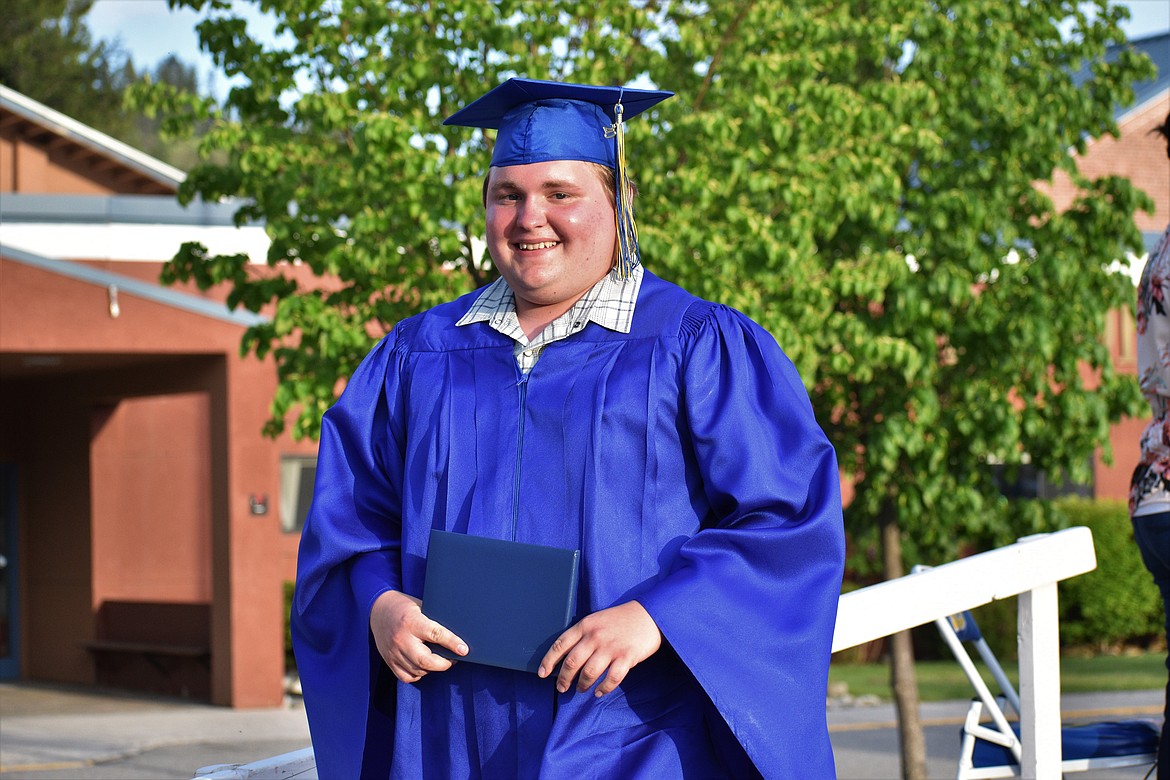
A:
[[136, 1, 1153, 776], [131, 53, 209, 169], [0, 0, 208, 170], [0, 0, 134, 136]]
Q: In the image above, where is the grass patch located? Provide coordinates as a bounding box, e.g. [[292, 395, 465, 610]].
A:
[[829, 652, 1166, 702], [1060, 653, 1168, 694]]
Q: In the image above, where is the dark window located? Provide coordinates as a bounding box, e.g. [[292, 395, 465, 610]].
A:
[[280, 456, 317, 534]]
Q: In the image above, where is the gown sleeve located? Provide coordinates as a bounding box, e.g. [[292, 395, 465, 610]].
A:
[[290, 327, 410, 780], [635, 302, 846, 779]]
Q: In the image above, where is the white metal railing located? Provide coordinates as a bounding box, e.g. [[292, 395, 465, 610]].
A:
[[832, 526, 1098, 780], [195, 746, 316, 779], [195, 527, 1097, 780]]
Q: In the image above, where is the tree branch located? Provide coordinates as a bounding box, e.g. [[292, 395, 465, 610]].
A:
[[693, 2, 754, 112]]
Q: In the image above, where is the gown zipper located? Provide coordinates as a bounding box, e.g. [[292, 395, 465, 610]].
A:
[[515, 367, 563, 709], [512, 371, 529, 542]]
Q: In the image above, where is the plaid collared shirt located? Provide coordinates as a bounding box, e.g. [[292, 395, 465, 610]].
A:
[[456, 265, 644, 374]]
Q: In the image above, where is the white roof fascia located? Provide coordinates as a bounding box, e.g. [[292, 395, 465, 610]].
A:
[[0, 84, 186, 189], [0, 242, 267, 327], [1116, 86, 1170, 126]]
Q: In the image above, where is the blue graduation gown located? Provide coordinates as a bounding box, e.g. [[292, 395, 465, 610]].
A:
[[292, 271, 845, 778]]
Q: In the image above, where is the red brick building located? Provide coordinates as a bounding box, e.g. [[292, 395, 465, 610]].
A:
[[1056, 32, 1170, 500], [0, 31, 1164, 707], [0, 84, 310, 707]]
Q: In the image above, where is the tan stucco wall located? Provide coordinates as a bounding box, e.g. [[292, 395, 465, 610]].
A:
[[0, 121, 175, 196], [1, 255, 302, 705], [90, 393, 214, 603]]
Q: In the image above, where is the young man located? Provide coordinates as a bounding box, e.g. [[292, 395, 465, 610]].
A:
[[293, 78, 845, 778]]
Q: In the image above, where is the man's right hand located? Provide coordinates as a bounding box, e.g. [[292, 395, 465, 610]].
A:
[[369, 590, 468, 683]]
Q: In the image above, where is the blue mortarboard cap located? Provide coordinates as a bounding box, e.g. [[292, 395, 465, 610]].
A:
[[442, 78, 673, 168], [445, 78, 674, 278]]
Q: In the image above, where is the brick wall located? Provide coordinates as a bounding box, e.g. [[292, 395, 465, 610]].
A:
[[1044, 93, 1170, 233]]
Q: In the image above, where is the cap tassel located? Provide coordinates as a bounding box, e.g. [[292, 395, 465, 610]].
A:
[[608, 100, 639, 279]]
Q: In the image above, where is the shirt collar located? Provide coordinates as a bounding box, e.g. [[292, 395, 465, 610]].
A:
[[456, 264, 643, 335]]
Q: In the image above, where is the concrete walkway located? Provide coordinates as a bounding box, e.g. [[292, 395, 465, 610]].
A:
[[0, 681, 1161, 778], [0, 682, 309, 779]]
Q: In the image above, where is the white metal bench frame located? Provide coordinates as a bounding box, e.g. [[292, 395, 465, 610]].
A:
[[925, 602, 1156, 778], [831, 527, 1099, 780]]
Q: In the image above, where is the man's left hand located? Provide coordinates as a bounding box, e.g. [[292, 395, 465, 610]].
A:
[[537, 600, 662, 696]]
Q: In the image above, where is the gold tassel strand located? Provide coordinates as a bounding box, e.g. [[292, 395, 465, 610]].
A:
[[609, 99, 640, 280]]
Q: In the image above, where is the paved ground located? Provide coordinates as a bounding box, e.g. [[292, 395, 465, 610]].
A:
[[0, 682, 310, 779], [828, 689, 1164, 779], [0, 681, 1162, 778]]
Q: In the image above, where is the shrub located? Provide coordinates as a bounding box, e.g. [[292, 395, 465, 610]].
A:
[[1055, 497, 1162, 649], [284, 580, 296, 671], [840, 497, 1162, 663]]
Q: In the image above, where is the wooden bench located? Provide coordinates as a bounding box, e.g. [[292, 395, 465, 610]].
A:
[[85, 600, 211, 700]]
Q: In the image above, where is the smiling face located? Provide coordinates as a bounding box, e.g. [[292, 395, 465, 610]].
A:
[[484, 159, 617, 329]]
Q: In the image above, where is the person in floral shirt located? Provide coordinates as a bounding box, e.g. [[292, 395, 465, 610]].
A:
[[1129, 110, 1170, 780]]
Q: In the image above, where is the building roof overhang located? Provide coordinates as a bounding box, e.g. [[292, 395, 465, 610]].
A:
[[0, 243, 266, 328], [0, 84, 186, 194]]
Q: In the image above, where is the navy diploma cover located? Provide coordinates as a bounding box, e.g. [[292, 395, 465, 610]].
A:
[[421, 529, 580, 673]]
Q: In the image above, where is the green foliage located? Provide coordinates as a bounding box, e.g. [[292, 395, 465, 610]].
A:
[[128, 54, 212, 170], [932, 596, 1021, 662], [283, 579, 296, 671], [1056, 498, 1163, 648], [911, 498, 1164, 658], [887, 497, 1164, 660], [137, 1, 1153, 563], [0, 0, 210, 170], [0, 0, 131, 133]]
